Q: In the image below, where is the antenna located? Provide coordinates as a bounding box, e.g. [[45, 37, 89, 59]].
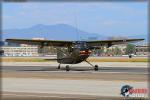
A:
[[74, 8, 79, 41]]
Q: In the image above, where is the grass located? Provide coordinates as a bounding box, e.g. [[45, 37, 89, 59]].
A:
[[1, 58, 47, 62], [87, 57, 150, 62], [1, 57, 150, 62]]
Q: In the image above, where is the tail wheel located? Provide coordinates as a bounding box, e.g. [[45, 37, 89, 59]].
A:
[[66, 65, 70, 71], [94, 65, 98, 71]]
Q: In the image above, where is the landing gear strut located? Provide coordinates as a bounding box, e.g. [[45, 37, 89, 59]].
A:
[[66, 65, 70, 71], [57, 63, 61, 69], [85, 60, 99, 71]]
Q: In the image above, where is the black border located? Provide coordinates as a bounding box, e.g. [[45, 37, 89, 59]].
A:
[[0, 0, 149, 99]]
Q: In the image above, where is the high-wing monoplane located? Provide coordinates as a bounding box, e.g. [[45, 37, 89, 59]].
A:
[[6, 38, 144, 71]]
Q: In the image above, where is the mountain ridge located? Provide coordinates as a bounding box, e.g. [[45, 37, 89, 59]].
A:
[[2, 24, 147, 41]]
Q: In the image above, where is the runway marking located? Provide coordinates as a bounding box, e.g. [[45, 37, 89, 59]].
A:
[[2, 93, 85, 99], [2, 77, 149, 83], [2, 92, 124, 99], [2, 71, 149, 82], [32, 71, 149, 74], [2, 78, 148, 98], [2, 91, 120, 98], [3, 93, 61, 98]]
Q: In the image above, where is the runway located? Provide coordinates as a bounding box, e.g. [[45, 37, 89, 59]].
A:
[[2, 78, 148, 99], [2, 62, 149, 74], [2, 65, 148, 74], [1, 62, 149, 99]]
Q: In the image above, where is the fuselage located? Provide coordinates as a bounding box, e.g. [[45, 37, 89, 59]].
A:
[[57, 41, 91, 64]]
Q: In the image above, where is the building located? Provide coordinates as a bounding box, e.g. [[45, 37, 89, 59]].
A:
[[1, 46, 39, 56], [107, 44, 127, 53], [98, 44, 127, 56], [1, 38, 45, 56], [95, 42, 149, 56], [1, 38, 58, 57], [135, 44, 150, 56]]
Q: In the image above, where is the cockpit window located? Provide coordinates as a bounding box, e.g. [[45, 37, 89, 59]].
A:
[[74, 41, 87, 48]]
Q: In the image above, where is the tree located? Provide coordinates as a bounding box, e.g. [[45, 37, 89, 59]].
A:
[[92, 47, 104, 56], [106, 48, 113, 56], [125, 44, 136, 55], [98, 47, 104, 55], [114, 47, 122, 55]]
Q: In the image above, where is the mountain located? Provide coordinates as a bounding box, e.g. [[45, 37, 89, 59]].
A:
[[0, 41, 5, 46], [2, 24, 106, 41], [2, 24, 147, 42]]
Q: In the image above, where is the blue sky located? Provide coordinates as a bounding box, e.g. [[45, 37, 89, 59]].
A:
[[2, 2, 148, 36]]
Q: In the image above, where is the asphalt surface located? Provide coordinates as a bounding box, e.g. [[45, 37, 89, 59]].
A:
[[2, 64, 148, 74], [1, 62, 149, 99], [3, 92, 148, 100], [2, 78, 149, 98]]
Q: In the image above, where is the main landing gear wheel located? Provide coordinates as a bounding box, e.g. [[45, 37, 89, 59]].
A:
[[94, 65, 98, 71], [66, 65, 70, 71]]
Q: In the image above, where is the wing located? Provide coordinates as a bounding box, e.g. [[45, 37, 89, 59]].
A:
[[6, 39, 74, 47], [86, 38, 144, 48]]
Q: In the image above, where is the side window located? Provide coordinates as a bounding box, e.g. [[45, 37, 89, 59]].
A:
[[68, 47, 73, 52], [74, 44, 79, 48], [83, 42, 87, 47]]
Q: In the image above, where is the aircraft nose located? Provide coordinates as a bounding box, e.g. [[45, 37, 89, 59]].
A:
[[80, 50, 91, 55]]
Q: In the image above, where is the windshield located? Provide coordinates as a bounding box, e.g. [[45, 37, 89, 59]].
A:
[[74, 41, 87, 49]]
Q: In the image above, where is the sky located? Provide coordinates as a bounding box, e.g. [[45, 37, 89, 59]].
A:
[[2, 2, 148, 36]]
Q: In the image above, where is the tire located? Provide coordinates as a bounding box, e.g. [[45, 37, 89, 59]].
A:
[[66, 65, 70, 71], [94, 65, 98, 71]]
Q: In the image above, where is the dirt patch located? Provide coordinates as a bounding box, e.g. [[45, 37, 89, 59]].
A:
[[1, 57, 150, 62]]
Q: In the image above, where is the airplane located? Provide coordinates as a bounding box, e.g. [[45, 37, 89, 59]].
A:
[[6, 38, 144, 71], [0, 50, 4, 56]]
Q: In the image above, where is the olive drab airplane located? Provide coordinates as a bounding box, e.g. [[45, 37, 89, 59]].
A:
[[6, 38, 144, 71]]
